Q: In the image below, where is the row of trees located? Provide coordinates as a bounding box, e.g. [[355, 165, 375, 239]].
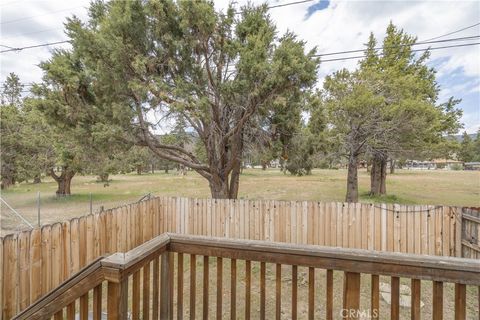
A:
[[1, 0, 464, 202], [0, 74, 179, 193]]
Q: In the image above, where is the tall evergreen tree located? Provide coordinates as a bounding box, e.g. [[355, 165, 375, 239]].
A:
[[360, 23, 462, 197], [38, 0, 318, 199]]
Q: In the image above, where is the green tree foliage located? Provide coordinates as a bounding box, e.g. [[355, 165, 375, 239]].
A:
[[360, 24, 462, 196], [312, 23, 462, 202], [1, 73, 24, 188], [1, 73, 22, 106], [41, 0, 318, 199], [458, 131, 480, 162], [285, 128, 316, 176], [1, 74, 55, 188], [318, 69, 384, 202]]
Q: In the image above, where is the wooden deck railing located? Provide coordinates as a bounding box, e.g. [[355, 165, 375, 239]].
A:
[[14, 233, 480, 320]]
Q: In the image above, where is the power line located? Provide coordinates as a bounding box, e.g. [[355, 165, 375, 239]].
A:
[[421, 22, 480, 42], [234, 0, 313, 14], [1, 27, 63, 40], [318, 42, 480, 63], [1, 5, 85, 25], [0, 40, 71, 53], [267, 0, 313, 9], [315, 35, 480, 57]]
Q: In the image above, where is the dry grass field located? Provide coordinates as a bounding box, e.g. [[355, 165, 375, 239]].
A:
[[1, 168, 479, 234]]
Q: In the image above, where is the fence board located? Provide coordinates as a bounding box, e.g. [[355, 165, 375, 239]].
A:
[[18, 231, 30, 311]]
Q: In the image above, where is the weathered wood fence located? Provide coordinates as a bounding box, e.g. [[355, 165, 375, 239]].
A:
[[14, 234, 480, 320], [462, 207, 480, 259], [0, 196, 476, 318]]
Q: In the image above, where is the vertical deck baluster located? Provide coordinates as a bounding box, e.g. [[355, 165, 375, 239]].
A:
[[411, 279, 421, 320], [230, 259, 237, 320], [80, 291, 89, 320], [143, 262, 151, 320], [275, 264, 281, 320], [66, 302, 76, 320], [260, 262, 266, 320], [391, 277, 400, 320], [245, 260, 251, 319], [177, 253, 184, 320], [216, 257, 223, 320], [326, 269, 333, 320], [343, 272, 361, 319], [152, 257, 160, 320], [93, 284, 102, 320], [371, 275, 380, 320], [190, 254, 196, 320], [132, 271, 141, 320], [54, 310, 63, 320], [308, 267, 315, 320], [160, 252, 173, 320], [203, 256, 209, 320], [169, 253, 174, 319], [433, 281, 444, 320], [454, 283, 466, 320], [292, 265, 298, 320]]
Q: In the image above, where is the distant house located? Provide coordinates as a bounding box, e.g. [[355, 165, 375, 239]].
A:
[[405, 159, 463, 170], [464, 162, 480, 171]]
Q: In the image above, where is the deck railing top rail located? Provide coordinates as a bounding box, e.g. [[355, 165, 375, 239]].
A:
[[14, 233, 480, 320]]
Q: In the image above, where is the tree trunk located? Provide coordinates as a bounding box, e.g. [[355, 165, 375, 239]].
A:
[[1, 176, 13, 189], [33, 175, 42, 184], [151, 162, 155, 174], [380, 160, 386, 194], [261, 161, 267, 170], [345, 152, 359, 202], [1, 164, 15, 189], [99, 173, 109, 182], [228, 160, 241, 199], [136, 165, 142, 175], [370, 155, 387, 196], [209, 176, 230, 199], [50, 167, 75, 196], [390, 159, 395, 174], [164, 165, 169, 174]]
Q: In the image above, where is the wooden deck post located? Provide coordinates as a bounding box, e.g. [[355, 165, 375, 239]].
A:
[[343, 272, 361, 319], [107, 278, 128, 320], [160, 252, 173, 320]]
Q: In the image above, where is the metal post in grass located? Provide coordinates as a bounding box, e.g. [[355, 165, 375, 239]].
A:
[[37, 191, 41, 227]]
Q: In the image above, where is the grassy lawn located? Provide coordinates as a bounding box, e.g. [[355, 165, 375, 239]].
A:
[[1, 168, 479, 234]]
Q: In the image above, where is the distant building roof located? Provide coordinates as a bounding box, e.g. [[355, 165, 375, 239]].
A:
[[431, 159, 462, 164]]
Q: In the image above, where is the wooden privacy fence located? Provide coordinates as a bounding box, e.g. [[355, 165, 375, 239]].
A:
[[461, 207, 480, 259], [0, 196, 471, 318], [13, 234, 480, 320]]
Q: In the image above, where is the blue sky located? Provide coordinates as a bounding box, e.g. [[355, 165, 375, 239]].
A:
[[1, 0, 479, 133]]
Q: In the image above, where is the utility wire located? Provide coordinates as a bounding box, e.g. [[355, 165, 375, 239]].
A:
[[3, 41, 480, 87], [315, 35, 480, 57], [267, 0, 313, 9], [235, 0, 313, 14], [421, 22, 480, 42], [0, 40, 71, 53], [1, 27, 64, 40], [318, 42, 480, 62], [1, 5, 85, 25]]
